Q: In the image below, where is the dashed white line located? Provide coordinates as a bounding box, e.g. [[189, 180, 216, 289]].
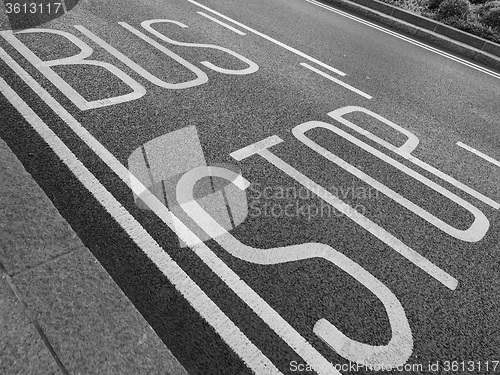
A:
[[197, 11, 246, 35], [186, 0, 347, 76], [300, 62, 372, 99], [304, 0, 500, 80], [457, 142, 500, 168]]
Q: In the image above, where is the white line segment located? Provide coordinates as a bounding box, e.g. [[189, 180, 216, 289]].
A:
[[0, 76, 281, 375], [457, 142, 500, 168], [197, 12, 246, 35], [304, 0, 500, 80], [186, 0, 500, 79], [300, 62, 372, 99], [186, 0, 346, 76], [0, 48, 336, 375]]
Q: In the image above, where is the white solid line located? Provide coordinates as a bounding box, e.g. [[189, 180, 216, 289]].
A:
[[300, 62, 372, 99], [197, 12, 246, 35], [186, 0, 346, 76], [0, 77, 281, 375], [304, 0, 500, 80], [457, 142, 500, 168], [0, 48, 334, 375]]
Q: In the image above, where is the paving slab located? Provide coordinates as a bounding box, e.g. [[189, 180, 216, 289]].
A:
[[0, 138, 80, 276], [0, 271, 62, 375], [11, 246, 188, 375]]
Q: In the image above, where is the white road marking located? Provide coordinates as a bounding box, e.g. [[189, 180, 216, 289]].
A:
[[74, 25, 209, 89], [140, 19, 258, 75], [0, 75, 281, 375], [231, 135, 284, 160], [305, 0, 500, 80], [1, 29, 146, 110], [457, 142, 500, 169], [0, 47, 327, 375], [185, 0, 346, 76], [176, 166, 413, 368], [185, 0, 499, 208], [231, 135, 459, 290], [294, 120, 490, 242], [197, 12, 246, 35], [328, 106, 500, 210], [300, 62, 372, 99]]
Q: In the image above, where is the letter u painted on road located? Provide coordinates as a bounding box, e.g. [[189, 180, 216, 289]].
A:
[[1, 20, 258, 111]]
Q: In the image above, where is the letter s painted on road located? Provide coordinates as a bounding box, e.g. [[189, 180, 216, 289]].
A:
[[176, 165, 414, 369]]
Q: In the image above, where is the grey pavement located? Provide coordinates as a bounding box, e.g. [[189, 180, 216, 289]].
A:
[[0, 136, 188, 375]]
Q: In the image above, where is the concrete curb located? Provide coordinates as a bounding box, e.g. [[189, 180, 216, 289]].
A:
[[322, 0, 500, 71], [0, 137, 188, 375]]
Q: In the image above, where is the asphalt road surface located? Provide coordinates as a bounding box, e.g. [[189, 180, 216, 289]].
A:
[[1, 0, 500, 373]]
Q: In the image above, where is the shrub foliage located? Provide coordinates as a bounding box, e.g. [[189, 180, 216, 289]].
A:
[[437, 0, 471, 19], [428, 0, 445, 10], [381, 0, 500, 43], [478, 1, 500, 27]]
